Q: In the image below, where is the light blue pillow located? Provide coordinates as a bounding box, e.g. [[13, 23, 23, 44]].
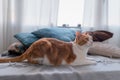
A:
[[14, 33, 39, 48], [32, 27, 81, 42]]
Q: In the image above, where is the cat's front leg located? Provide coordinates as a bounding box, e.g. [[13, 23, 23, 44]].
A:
[[86, 57, 96, 61], [70, 58, 96, 66], [84, 57, 97, 65]]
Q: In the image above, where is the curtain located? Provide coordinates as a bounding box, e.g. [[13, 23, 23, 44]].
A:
[[83, 0, 120, 47], [0, 0, 59, 52]]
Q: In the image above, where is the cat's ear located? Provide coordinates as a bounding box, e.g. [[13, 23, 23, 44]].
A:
[[76, 31, 81, 36], [82, 32, 89, 36]]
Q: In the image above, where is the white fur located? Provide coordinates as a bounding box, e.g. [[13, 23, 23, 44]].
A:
[[43, 55, 51, 65], [70, 42, 96, 66], [70, 35, 96, 66]]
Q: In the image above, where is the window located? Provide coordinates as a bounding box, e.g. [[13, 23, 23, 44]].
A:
[[57, 0, 84, 26], [108, 0, 120, 26]]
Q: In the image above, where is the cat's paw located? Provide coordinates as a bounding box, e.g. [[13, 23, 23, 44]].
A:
[[84, 59, 97, 65], [70, 59, 96, 66]]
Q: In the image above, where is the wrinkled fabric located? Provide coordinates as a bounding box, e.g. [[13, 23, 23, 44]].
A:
[[0, 56, 120, 80]]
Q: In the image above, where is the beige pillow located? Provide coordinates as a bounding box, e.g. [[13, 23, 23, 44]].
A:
[[88, 42, 120, 58]]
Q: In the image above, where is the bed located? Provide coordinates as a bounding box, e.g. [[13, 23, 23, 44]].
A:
[[0, 27, 118, 80], [0, 55, 120, 80]]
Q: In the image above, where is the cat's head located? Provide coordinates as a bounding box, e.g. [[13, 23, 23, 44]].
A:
[[74, 32, 93, 46]]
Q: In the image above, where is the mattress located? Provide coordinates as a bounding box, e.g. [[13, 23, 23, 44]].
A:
[[0, 55, 120, 80]]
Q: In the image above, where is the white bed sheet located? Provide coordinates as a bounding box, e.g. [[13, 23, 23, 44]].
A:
[[0, 55, 120, 80]]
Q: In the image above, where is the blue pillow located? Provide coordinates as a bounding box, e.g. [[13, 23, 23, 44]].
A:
[[32, 27, 81, 42], [14, 33, 39, 48]]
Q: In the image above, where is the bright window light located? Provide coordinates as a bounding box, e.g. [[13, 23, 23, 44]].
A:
[[57, 0, 84, 26]]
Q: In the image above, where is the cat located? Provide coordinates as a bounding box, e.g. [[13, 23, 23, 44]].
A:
[[0, 32, 96, 66]]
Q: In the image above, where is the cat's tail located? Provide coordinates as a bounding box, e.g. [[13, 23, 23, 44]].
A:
[[0, 51, 27, 63]]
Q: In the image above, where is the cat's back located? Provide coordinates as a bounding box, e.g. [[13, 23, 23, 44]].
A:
[[35, 38, 70, 45], [31, 38, 72, 54], [45, 38, 72, 47], [35, 38, 72, 50]]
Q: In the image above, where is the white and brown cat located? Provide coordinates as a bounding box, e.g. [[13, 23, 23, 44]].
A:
[[0, 32, 96, 66]]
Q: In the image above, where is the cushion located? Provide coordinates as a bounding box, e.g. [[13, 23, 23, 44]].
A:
[[32, 27, 81, 42], [1, 42, 26, 57], [14, 33, 39, 48], [88, 42, 120, 58], [86, 30, 113, 42]]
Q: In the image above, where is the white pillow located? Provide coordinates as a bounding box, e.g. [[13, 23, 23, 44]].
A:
[[88, 42, 120, 58]]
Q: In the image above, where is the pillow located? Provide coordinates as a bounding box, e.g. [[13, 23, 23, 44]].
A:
[[1, 42, 26, 57], [7, 42, 25, 53], [88, 42, 120, 58], [32, 27, 81, 42], [86, 30, 113, 42], [14, 33, 39, 48]]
